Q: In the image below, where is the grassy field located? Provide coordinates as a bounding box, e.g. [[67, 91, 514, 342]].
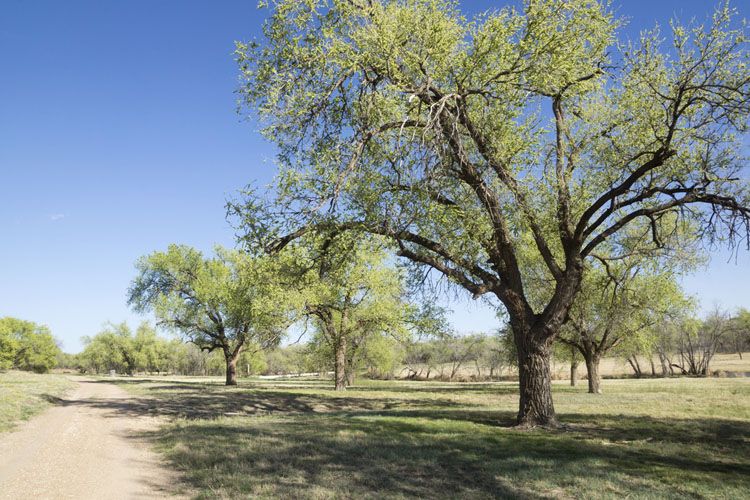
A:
[[103, 375, 750, 499], [0, 370, 75, 433], [409, 352, 750, 381]]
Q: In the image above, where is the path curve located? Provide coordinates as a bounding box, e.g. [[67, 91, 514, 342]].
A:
[[0, 378, 183, 499]]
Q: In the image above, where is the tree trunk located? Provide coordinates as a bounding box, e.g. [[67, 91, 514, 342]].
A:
[[516, 335, 557, 428], [658, 352, 670, 376], [345, 351, 356, 387], [570, 358, 579, 387], [584, 353, 602, 394], [334, 336, 347, 391], [225, 356, 238, 386], [628, 356, 642, 378]]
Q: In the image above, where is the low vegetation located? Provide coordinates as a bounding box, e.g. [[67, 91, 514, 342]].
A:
[[0, 370, 74, 433], [105, 375, 750, 499]]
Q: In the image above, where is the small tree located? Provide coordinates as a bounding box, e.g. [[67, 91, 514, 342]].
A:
[[675, 309, 729, 375], [79, 322, 138, 374], [727, 308, 750, 359], [128, 245, 301, 385], [288, 235, 414, 390], [474, 334, 507, 380], [558, 263, 689, 393]]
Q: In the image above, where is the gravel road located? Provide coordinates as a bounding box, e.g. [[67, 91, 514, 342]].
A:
[[0, 378, 183, 499]]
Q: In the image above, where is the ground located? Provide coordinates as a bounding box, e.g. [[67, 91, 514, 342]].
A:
[[109, 375, 749, 499], [0, 370, 748, 499], [0, 374, 184, 499], [0, 370, 74, 433]]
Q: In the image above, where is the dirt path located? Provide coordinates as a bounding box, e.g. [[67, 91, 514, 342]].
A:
[[0, 378, 183, 499]]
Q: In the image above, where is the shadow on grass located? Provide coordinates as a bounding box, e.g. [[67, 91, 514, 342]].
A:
[[347, 382, 521, 396], [45, 380, 472, 420], [48, 379, 750, 498], [136, 412, 750, 498]]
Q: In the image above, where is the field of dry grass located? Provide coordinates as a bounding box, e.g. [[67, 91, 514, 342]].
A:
[[0, 370, 74, 433], [400, 352, 750, 382]]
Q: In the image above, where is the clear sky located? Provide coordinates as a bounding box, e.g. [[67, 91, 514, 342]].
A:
[[1, 0, 747, 353]]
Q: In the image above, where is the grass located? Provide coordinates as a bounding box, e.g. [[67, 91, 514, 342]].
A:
[[0, 370, 75, 433], [96, 375, 750, 499]]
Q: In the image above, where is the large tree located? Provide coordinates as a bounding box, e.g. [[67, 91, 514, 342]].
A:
[[235, 0, 750, 426], [128, 245, 301, 385]]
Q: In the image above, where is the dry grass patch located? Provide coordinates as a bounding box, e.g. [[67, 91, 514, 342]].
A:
[[0, 370, 75, 433]]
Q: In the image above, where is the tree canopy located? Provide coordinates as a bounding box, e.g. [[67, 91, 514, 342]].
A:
[[234, 0, 750, 426], [128, 244, 303, 385], [0, 317, 60, 373], [280, 234, 421, 389]]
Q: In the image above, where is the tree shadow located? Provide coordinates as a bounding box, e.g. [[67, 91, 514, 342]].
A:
[[45, 380, 472, 420], [134, 412, 750, 498], [50, 378, 750, 497], [348, 382, 520, 396]]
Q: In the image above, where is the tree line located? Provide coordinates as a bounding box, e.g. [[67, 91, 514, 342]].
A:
[[55, 305, 749, 387]]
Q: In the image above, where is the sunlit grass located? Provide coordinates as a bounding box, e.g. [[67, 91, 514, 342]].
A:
[[101, 375, 750, 498], [0, 370, 74, 433]]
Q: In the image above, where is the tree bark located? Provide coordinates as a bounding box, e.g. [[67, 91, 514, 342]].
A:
[[658, 352, 670, 376], [584, 353, 602, 394], [516, 334, 557, 428], [334, 336, 347, 391], [628, 356, 642, 378], [570, 358, 579, 387], [225, 356, 238, 386]]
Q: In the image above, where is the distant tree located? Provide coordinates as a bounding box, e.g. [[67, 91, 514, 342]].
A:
[[476, 334, 509, 380], [79, 322, 139, 374], [287, 235, 415, 390], [128, 245, 302, 385], [675, 309, 730, 376], [55, 351, 79, 371], [235, 0, 750, 426], [0, 317, 60, 373], [237, 343, 268, 376], [726, 308, 750, 359], [0, 320, 19, 371], [558, 263, 689, 393], [435, 334, 484, 381], [132, 322, 169, 374], [360, 333, 403, 379]]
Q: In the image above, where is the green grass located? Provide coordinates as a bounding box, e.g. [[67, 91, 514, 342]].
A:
[[104, 376, 750, 499], [0, 370, 75, 433]]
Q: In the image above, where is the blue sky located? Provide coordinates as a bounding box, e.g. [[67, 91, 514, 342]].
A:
[[1, 0, 747, 353]]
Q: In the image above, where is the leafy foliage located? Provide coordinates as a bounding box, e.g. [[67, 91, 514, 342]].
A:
[[233, 0, 750, 424], [0, 317, 60, 373], [128, 244, 305, 383]]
